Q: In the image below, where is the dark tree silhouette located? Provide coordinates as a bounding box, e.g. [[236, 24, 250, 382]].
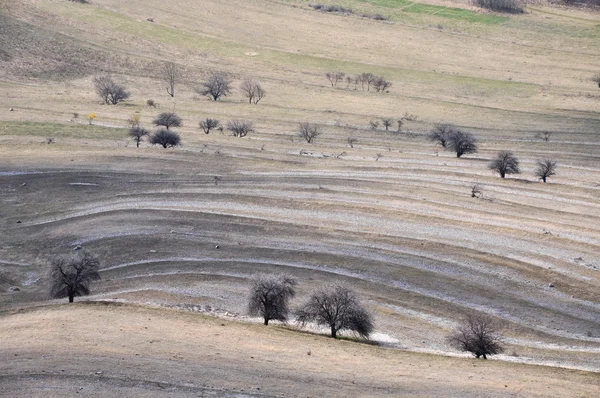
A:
[[199, 118, 220, 134], [198, 72, 232, 101], [162, 61, 181, 97], [150, 129, 181, 148], [248, 274, 297, 325], [373, 76, 391, 92], [326, 72, 346, 88], [381, 118, 392, 131], [489, 151, 520, 178], [447, 131, 477, 158], [227, 120, 253, 137], [427, 124, 454, 148], [153, 112, 182, 130], [93, 75, 130, 105], [50, 252, 101, 303], [240, 78, 265, 104], [129, 127, 149, 148], [296, 284, 374, 339], [298, 122, 322, 144], [447, 314, 504, 359], [535, 159, 557, 183]]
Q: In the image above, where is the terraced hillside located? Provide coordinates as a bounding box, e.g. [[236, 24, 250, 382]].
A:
[[1, 0, 599, 390]]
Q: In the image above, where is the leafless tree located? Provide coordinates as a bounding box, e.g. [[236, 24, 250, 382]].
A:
[[240, 78, 265, 104], [381, 118, 392, 131], [489, 151, 520, 178], [150, 129, 181, 148], [248, 274, 297, 325], [471, 184, 483, 198], [93, 75, 130, 105], [447, 131, 478, 158], [592, 73, 600, 88], [129, 127, 149, 148], [428, 124, 453, 148], [360, 73, 376, 91], [153, 112, 182, 130], [534, 131, 552, 142], [227, 120, 253, 137], [326, 72, 346, 88], [198, 72, 232, 101], [345, 75, 353, 89], [162, 61, 181, 97], [50, 252, 101, 303], [347, 137, 357, 148], [373, 76, 392, 92], [535, 159, 557, 183], [369, 120, 380, 130], [199, 118, 220, 134], [296, 284, 374, 339], [447, 314, 504, 359], [397, 119, 403, 133], [298, 122, 322, 144]]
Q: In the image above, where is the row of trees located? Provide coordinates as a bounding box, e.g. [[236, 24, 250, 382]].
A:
[[326, 72, 392, 92]]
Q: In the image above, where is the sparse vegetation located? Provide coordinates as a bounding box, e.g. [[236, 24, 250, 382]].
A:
[[593, 73, 600, 88], [49, 251, 101, 303], [227, 120, 253, 137], [535, 131, 552, 142], [93, 75, 130, 105], [489, 151, 520, 178], [298, 122, 322, 144], [447, 314, 504, 359], [248, 274, 297, 326], [199, 72, 232, 101], [296, 284, 373, 339], [473, 0, 523, 13], [535, 159, 557, 183], [309, 4, 353, 14], [150, 129, 181, 148], [153, 112, 182, 130], [199, 118, 220, 134]]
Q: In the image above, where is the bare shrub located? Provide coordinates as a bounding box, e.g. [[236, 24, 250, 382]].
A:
[[593, 73, 600, 88], [129, 127, 149, 148], [298, 122, 322, 143], [347, 137, 357, 148], [50, 251, 101, 303], [162, 61, 181, 97], [373, 76, 392, 92], [326, 72, 346, 88], [489, 151, 520, 178], [199, 118, 220, 134], [535, 159, 557, 183], [198, 72, 232, 101], [153, 112, 182, 130], [428, 124, 454, 148], [310, 4, 353, 13], [93, 75, 130, 105], [227, 120, 253, 137], [447, 131, 478, 158], [369, 120, 380, 130], [146, 99, 157, 108], [447, 314, 504, 359], [381, 118, 392, 131], [471, 184, 483, 198], [473, 0, 523, 13], [150, 129, 181, 148], [248, 274, 297, 325], [296, 284, 374, 339], [240, 78, 265, 104], [535, 131, 552, 142]]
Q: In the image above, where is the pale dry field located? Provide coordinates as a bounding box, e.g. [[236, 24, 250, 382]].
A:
[[0, 0, 599, 395]]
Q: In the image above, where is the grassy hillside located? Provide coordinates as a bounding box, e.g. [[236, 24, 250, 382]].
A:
[[0, 0, 599, 394]]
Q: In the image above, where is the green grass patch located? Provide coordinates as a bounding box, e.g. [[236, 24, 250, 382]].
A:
[[0, 121, 125, 140]]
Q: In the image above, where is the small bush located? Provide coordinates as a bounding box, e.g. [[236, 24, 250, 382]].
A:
[[473, 0, 523, 13], [150, 129, 181, 148], [227, 120, 253, 138], [310, 4, 353, 14]]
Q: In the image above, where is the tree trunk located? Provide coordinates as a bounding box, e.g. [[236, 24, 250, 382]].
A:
[[500, 172, 505, 178], [542, 176, 546, 183], [331, 326, 337, 338], [264, 318, 269, 326], [68, 294, 74, 303], [136, 140, 140, 148], [482, 353, 487, 359]]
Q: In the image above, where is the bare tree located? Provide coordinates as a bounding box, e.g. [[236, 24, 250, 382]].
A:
[[381, 118, 392, 131], [592, 73, 600, 88], [534, 131, 552, 142], [248, 274, 297, 325], [162, 61, 181, 97], [199, 118, 220, 134], [471, 184, 483, 198], [360, 73, 376, 91], [240, 78, 265, 104], [153, 112, 182, 130], [535, 159, 557, 183], [345, 75, 353, 89], [347, 137, 357, 148], [93, 75, 130, 105], [447, 131, 478, 158], [198, 72, 232, 101], [296, 284, 374, 339], [489, 151, 520, 178], [129, 127, 149, 148], [298, 122, 322, 144], [227, 120, 253, 137], [428, 124, 453, 148], [326, 72, 346, 88], [447, 314, 504, 359], [150, 129, 181, 148], [50, 251, 101, 303], [373, 76, 392, 92], [369, 120, 380, 130]]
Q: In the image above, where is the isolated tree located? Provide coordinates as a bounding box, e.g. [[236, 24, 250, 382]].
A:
[[489, 151, 520, 178], [447, 131, 477, 158], [199, 118, 220, 134], [592, 73, 600, 88], [296, 284, 374, 339], [534, 131, 552, 142], [227, 120, 253, 137], [373, 76, 391, 92], [326, 72, 346, 88], [153, 112, 182, 130], [447, 314, 504, 359], [93, 75, 130, 105], [535, 159, 557, 183], [198, 72, 231, 101], [240, 78, 265, 104], [381, 118, 392, 131], [428, 124, 453, 148], [50, 251, 101, 303], [248, 274, 297, 325], [162, 61, 181, 97], [129, 127, 149, 148], [298, 122, 322, 144], [150, 129, 181, 148]]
